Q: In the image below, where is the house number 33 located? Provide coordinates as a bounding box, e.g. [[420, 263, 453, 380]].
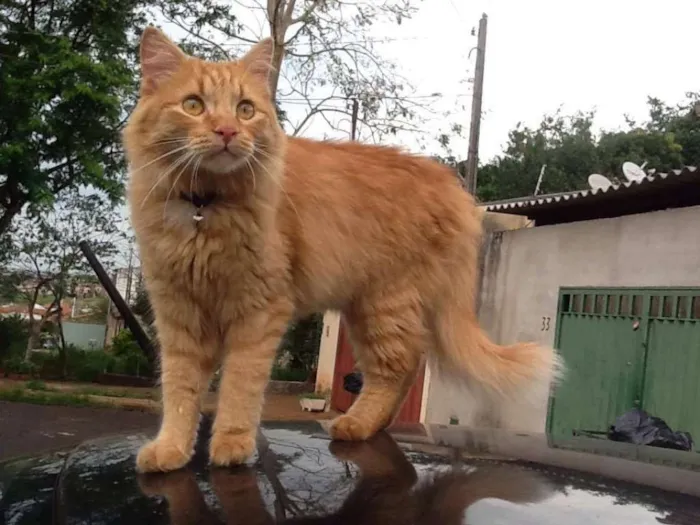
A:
[[541, 317, 551, 331]]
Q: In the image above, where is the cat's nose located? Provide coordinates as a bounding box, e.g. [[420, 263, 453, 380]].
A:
[[214, 126, 238, 144]]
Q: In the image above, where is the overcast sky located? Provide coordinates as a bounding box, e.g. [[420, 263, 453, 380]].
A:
[[358, 0, 700, 161]]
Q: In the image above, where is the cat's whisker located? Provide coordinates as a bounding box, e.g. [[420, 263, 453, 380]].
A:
[[149, 137, 190, 146], [250, 146, 282, 171], [193, 156, 203, 194], [139, 153, 192, 209], [248, 154, 299, 220], [244, 157, 257, 193], [189, 155, 197, 197], [131, 144, 191, 176], [189, 155, 204, 196], [163, 153, 197, 221]]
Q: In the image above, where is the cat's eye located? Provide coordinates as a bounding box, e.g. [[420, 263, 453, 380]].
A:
[[237, 101, 255, 120], [182, 96, 205, 116]]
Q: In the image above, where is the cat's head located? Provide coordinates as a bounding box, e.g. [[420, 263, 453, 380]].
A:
[[124, 27, 283, 181]]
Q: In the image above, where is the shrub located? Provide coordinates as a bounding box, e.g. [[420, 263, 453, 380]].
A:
[[3, 356, 39, 377], [64, 346, 115, 383], [25, 379, 49, 391], [278, 313, 323, 375], [30, 351, 63, 379], [0, 315, 29, 363], [299, 392, 326, 400], [270, 367, 309, 382], [109, 329, 153, 378], [110, 329, 142, 357]]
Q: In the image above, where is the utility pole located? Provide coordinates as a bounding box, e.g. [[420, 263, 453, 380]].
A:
[[464, 13, 488, 195], [124, 242, 134, 305], [350, 99, 359, 141]]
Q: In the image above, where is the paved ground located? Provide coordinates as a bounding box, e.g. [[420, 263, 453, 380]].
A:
[[0, 388, 337, 462], [0, 401, 158, 461], [0, 379, 337, 418]]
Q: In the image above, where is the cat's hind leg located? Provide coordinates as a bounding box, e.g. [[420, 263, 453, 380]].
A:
[[329, 285, 427, 441]]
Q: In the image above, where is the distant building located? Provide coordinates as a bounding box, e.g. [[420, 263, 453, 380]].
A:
[[104, 266, 143, 347]]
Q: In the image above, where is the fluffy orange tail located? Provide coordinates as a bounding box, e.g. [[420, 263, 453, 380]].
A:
[[430, 275, 564, 419]]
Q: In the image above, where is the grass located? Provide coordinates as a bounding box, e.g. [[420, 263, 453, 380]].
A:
[[25, 379, 50, 391], [299, 392, 326, 400], [74, 386, 157, 400], [0, 386, 103, 408], [21, 380, 156, 400], [0, 380, 158, 411]]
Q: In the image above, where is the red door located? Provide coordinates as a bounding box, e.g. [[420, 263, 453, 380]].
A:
[[331, 317, 425, 424]]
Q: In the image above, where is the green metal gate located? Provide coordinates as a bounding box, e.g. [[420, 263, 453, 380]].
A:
[[547, 287, 700, 446]]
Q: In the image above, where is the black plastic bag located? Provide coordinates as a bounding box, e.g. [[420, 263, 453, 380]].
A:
[[607, 409, 694, 451], [343, 371, 363, 395]]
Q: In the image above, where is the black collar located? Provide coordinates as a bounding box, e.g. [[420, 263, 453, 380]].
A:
[[180, 191, 217, 209]]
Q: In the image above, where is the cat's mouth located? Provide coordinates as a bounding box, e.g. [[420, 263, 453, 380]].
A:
[[211, 143, 245, 158], [202, 146, 250, 174]]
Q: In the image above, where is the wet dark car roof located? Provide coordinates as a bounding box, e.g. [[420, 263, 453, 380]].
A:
[[1, 418, 700, 524]]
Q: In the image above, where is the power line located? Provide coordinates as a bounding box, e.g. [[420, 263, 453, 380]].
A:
[[217, 35, 443, 48], [278, 93, 471, 103]]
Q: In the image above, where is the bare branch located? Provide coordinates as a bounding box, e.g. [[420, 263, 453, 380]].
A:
[[167, 16, 231, 59]]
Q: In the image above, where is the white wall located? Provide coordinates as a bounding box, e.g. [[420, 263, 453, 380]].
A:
[[425, 205, 700, 429], [315, 310, 341, 394]]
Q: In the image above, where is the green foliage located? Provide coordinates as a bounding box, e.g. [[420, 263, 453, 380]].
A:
[[2, 356, 39, 377], [110, 329, 142, 357], [1, 325, 152, 381], [477, 93, 700, 202], [279, 313, 323, 377], [299, 392, 326, 400], [0, 272, 23, 302], [0, 0, 148, 236], [0, 386, 98, 407], [25, 379, 49, 391], [31, 344, 150, 383], [75, 385, 155, 400], [64, 346, 115, 382], [0, 314, 29, 362], [131, 288, 157, 345], [270, 367, 309, 383], [108, 329, 153, 378]]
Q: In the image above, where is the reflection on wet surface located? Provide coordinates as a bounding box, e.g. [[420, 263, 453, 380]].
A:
[[137, 430, 555, 525], [1, 420, 699, 524]]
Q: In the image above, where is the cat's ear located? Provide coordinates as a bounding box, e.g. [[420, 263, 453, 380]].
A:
[[139, 26, 186, 95], [240, 38, 276, 89]]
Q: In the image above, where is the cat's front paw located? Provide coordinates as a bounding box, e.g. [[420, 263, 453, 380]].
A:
[[329, 414, 375, 441], [209, 431, 256, 466], [136, 438, 191, 473]]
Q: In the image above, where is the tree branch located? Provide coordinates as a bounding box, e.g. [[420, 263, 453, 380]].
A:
[[290, 0, 322, 25], [167, 15, 231, 59]]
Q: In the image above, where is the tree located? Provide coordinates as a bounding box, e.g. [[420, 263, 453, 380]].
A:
[[280, 313, 324, 377], [8, 191, 123, 375], [476, 93, 700, 202], [0, 0, 147, 238], [154, 0, 462, 148]]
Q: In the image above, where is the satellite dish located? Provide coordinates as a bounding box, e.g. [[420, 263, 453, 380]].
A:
[[622, 161, 646, 182], [588, 174, 613, 190]]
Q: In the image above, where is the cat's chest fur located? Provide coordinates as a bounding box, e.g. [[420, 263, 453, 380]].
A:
[[140, 199, 286, 310]]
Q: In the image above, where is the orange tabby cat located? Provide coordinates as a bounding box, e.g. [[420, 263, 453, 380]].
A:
[[124, 27, 562, 473]]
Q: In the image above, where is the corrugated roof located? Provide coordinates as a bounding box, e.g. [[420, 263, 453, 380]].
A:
[[483, 166, 699, 214]]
